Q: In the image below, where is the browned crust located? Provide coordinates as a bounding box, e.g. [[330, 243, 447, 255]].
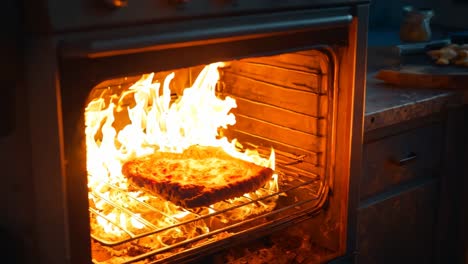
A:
[[122, 146, 273, 208]]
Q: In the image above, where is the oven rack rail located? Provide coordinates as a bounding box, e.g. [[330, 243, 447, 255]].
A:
[[89, 171, 322, 247]]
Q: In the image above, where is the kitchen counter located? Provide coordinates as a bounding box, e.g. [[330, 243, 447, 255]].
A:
[[363, 71, 468, 132], [364, 31, 468, 132]]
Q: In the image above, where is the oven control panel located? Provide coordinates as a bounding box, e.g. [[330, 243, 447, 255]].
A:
[[28, 0, 360, 33]]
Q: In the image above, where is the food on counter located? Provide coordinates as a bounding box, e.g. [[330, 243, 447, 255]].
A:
[[427, 43, 468, 67]]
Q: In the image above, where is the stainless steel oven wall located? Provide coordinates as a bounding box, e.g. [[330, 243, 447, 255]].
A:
[[22, 2, 368, 264]]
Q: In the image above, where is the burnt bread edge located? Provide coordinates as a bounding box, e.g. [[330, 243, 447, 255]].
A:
[[122, 160, 274, 208]]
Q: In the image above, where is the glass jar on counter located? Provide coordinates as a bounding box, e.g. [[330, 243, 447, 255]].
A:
[[400, 6, 434, 43]]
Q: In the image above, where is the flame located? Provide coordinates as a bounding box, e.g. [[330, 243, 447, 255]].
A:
[[85, 62, 279, 248]]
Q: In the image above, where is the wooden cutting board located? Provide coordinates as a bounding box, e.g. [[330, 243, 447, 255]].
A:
[[375, 64, 468, 89]]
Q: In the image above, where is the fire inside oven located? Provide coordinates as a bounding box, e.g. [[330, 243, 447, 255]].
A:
[[87, 50, 332, 263]]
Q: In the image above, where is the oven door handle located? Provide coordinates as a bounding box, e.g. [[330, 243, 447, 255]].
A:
[[62, 12, 352, 59]]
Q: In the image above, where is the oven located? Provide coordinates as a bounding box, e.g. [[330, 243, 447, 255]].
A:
[[17, 1, 369, 263]]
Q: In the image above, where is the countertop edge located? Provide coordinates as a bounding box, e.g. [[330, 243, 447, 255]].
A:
[[363, 72, 468, 133]]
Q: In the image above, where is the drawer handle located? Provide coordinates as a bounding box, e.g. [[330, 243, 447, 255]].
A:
[[393, 152, 417, 166]]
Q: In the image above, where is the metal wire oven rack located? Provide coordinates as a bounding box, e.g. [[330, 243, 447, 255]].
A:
[[90, 171, 321, 242], [89, 161, 328, 263]]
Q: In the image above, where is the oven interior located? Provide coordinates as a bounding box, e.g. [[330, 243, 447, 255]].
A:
[[83, 49, 336, 263]]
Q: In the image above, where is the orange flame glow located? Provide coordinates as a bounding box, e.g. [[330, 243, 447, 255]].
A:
[[85, 62, 278, 244]]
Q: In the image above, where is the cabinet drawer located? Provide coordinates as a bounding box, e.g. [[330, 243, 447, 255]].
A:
[[361, 122, 443, 200]]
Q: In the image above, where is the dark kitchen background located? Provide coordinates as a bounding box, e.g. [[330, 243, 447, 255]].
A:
[[1, 1, 29, 264], [1, 0, 467, 263]]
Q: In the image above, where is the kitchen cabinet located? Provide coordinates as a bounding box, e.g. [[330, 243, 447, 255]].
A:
[[356, 108, 466, 264], [357, 43, 468, 264], [357, 180, 438, 263]]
